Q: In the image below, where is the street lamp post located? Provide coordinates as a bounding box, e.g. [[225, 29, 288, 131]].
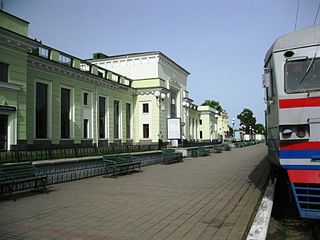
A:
[[232, 118, 235, 139]]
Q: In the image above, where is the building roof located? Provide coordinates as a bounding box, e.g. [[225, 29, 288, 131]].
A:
[[88, 51, 190, 75], [265, 24, 320, 64], [0, 10, 29, 24]]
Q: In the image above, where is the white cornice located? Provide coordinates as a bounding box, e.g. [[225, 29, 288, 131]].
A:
[[90, 51, 190, 76]]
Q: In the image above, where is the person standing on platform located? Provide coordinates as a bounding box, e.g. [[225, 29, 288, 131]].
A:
[[158, 131, 164, 150]]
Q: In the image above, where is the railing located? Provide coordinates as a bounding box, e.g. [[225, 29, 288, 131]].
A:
[[179, 140, 215, 148], [0, 144, 163, 163], [0, 141, 219, 163]]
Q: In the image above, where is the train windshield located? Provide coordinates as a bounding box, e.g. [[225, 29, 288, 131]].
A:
[[285, 58, 320, 93]]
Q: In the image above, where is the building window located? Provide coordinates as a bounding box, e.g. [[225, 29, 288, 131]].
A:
[[38, 47, 49, 59], [61, 88, 71, 138], [97, 70, 104, 78], [114, 100, 120, 139], [0, 115, 8, 150], [200, 120, 202, 125], [83, 92, 88, 105], [99, 96, 106, 139], [142, 103, 149, 113], [111, 73, 118, 82], [200, 131, 203, 139], [126, 103, 131, 139], [143, 124, 149, 138], [83, 119, 89, 139], [0, 62, 8, 82], [36, 82, 48, 138], [59, 54, 71, 65]]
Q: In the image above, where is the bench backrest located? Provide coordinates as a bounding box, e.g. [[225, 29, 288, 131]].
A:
[[103, 156, 119, 161], [0, 172, 11, 182], [103, 155, 132, 164], [0, 162, 36, 180], [162, 149, 176, 155]]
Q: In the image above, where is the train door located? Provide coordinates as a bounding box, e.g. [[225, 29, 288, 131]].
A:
[[0, 114, 8, 150]]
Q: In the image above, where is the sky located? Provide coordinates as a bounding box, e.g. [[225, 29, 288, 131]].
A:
[[3, 0, 320, 127]]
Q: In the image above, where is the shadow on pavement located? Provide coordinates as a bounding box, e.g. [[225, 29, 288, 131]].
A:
[[0, 186, 57, 201], [248, 156, 270, 192]]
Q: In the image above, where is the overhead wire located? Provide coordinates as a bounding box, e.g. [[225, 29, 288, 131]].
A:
[[294, 0, 300, 31]]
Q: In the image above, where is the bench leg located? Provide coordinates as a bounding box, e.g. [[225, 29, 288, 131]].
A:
[[42, 179, 47, 193], [103, 167, 116, 178], [31, 179, 47, 193], [0, 184, 12, 199]]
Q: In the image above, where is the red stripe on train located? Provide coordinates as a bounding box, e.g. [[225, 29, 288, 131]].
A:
[[281, 142, 320, 150], [279, 97, 320, 109], [288, 170, 320, 184]]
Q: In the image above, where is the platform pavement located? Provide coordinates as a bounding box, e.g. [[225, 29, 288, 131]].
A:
[[0, 144, 268, 240]]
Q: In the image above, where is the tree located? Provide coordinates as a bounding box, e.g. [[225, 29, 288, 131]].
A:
[[237, 108, 256, 134], [255, 123, 265, 134], [201, 100, 224, 113]]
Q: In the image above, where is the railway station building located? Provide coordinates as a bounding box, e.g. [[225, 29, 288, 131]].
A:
[[0, 10, 228, 151]]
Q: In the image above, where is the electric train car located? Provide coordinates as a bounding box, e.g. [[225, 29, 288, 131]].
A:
[[264, 25, 320, 219]]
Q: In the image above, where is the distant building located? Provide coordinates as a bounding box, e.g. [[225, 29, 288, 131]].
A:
[[198, 106, 218, 141], [0, 10, 227, 150], [217, 111, 229, 137]]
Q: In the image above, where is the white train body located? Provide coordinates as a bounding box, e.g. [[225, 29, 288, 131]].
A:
[[264, 25, 320, 219]]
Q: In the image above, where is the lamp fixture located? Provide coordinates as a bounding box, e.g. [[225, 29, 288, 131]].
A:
[[182, 100, 190, 117], [154, 90, 166, 111]]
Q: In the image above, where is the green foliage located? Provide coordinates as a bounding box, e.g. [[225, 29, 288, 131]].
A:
[[201, 100, 224, 113], [237, 108, 256, 134], [255, 123, 265, 134]]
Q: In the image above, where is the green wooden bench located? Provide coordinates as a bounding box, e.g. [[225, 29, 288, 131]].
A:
[[161, 149, 183, 164], [0, 162, 47, 198], [213, 145, 223, 153], [0, 170, 13, 198], [198, 146, 210, 156], [234, 142, 243, 148], [224, 144, 231, 151], [118, 154, 141, 172], [103, 154, 141, 177]]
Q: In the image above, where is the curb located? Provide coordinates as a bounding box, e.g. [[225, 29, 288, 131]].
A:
[[246, 179, 276, 240]]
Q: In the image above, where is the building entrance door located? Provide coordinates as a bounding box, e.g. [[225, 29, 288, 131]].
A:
[[0, 115, 8, 150]]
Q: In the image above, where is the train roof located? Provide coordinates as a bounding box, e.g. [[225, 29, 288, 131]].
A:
[[265, 24, 320, 64]]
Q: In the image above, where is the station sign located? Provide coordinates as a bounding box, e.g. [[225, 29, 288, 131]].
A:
[[0, 105, 16, 112]]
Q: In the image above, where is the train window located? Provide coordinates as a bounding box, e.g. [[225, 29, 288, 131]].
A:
[[285, 58, 320, 93]]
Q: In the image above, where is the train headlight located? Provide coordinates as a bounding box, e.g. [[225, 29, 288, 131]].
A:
[[282, 128, 293, 138], [296, 127, 306, 138]]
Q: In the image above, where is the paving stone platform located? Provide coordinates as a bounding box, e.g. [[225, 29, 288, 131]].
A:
[[0, 144, 268, 240]]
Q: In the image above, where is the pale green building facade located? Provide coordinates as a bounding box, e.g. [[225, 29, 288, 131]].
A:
[[0, 10, 221, 151]]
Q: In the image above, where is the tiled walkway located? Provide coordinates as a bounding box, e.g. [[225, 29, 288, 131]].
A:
[[0, 144, 268, 240]]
